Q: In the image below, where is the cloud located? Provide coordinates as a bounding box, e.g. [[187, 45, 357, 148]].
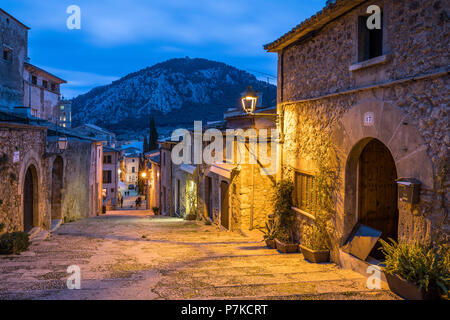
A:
[[41, 66, 119, 98]]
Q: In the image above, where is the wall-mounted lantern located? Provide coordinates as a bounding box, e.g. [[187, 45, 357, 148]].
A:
[[44, 135, 69, 158], [396, 178, 421, 204]]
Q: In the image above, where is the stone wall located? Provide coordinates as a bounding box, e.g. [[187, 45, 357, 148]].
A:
[[280, 0, 448, 102], [276, 0, 449, 261], [0, 123, 48, 234]]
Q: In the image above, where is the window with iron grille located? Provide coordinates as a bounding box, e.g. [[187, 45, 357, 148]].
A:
[[293, 171, 315, 214]]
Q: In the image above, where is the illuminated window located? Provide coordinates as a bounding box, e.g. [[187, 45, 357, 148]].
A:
[[293, 171, 316, 214]]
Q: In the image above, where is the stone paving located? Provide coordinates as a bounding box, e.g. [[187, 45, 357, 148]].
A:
[[0, 213, 399, 300]]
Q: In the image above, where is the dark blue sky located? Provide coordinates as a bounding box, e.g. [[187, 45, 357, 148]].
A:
[[2, 0, 326, 98]]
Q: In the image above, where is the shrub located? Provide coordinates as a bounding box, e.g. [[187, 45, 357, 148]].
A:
[[0, 232, 30, 255], [301, 223, 329, 251], [272, 180, 297, 244], [152, 207, 160, 215], [379, 239, 449, 295], [262, 220, 276, 241]]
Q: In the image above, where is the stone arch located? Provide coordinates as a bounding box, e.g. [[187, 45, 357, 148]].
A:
[[23, 165, 39, 232], [51, 156, 64, 220], [18, 150, 44, 231], [333, 98, 435, 246]]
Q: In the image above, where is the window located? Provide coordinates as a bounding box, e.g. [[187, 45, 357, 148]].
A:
[[132, 159, 135, 163], [51, 82, 56, 91], [42, 80, 48, 89], [111, 188, 115, 193], [31, 75, 37, 85], [2, 47, 11, 61], [358, 12, 383, 62], [293, 171, 316, 213], [103, 155, 112, 164], [103, 170, 112, 184]]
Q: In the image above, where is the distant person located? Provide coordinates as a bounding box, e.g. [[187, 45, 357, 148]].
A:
[[120, 196, 123, 208], [135, 197, 142, 209]]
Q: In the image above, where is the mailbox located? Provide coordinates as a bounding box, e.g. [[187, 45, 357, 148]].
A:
[[396, 178, 421, 204]]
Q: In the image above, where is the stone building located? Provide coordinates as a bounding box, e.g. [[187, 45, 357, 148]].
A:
[[0, 112, 104, 236], [72, 123, 116, 147], [23, 62, 66, 123], [0, 9, 104, 236], [196, 107, 278, 232], [59, 99, 72, 128], [0, 9, 28, 110], [159, 140, 175, 216], [102, 146, 121, 210], [265, 0, 449, 266], [145, 150, 161, 211]]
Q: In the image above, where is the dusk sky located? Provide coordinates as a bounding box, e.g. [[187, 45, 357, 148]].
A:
[[2, 0, 326, 98]]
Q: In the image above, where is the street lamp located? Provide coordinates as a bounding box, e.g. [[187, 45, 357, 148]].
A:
[[141, 172, 147, 179], [44, 135, 69, 158], [241, 86, 258, 115]]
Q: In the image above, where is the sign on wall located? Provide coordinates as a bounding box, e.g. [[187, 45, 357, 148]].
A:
[[13, 151, 20, 163]]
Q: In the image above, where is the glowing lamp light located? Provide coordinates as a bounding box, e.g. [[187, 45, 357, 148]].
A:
[[241, 86, 258, 115], [57, 136, 68, 151], [141, 172, 147, 178]]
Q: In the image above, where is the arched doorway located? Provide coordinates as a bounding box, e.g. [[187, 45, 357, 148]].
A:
[[358, 139, 398, 259], [51, 156, 64, 220], [23, 165, 38, 232]]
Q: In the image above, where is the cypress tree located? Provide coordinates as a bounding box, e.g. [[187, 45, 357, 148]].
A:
[[149, 116, 159, 151]]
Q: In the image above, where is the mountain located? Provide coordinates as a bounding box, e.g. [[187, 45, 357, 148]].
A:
[[71, 58, 277, 136]]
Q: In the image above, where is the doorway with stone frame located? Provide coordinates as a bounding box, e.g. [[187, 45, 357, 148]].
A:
[[23, 165, 38, 232]]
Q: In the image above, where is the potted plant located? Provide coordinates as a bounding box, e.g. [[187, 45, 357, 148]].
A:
[[272, 180, 298, 253], [379, 239, 449, 300], [262, 221, 276, 249], [299, 223, 330, 263]]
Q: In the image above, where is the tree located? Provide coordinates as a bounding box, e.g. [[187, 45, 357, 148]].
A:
[[149, 116, 159, 151], [143, 136, 149, 154]]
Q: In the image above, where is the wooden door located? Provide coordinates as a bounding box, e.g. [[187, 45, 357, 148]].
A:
[[23, 168, 34, 232], [220, 181, 229, 230], [205, 177, 212, 220], [359, 139, 398, 259]]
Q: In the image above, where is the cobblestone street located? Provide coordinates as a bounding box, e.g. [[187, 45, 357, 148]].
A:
[[0, 213, 398, 300]]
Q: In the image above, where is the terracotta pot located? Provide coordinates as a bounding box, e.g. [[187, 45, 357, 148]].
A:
[[385, 273, 440, 300], [299, 245, 330, 263], [275, 239, 298, 253], [265, 239, 276, 249]]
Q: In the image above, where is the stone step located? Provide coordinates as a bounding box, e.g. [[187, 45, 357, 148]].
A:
[[51, 219, 62, 232]]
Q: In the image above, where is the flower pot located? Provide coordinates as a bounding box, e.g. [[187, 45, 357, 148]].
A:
[[299, 245, 330, 263], [265, 239, 276, 249], [385, 273, 440, 300], [275, 239, 298, 253]]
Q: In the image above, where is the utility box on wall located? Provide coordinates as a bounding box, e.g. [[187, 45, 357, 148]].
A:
[[396, 178, 421, 204]]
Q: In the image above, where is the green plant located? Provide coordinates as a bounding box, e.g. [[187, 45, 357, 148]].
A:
[[301, 223, 329, 251], [152, 207, 160, 215], [379, 239, 449, 295], [262, 220, 276, 241], [0, 232, 30, 255], [272, 180, 296, 244]]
